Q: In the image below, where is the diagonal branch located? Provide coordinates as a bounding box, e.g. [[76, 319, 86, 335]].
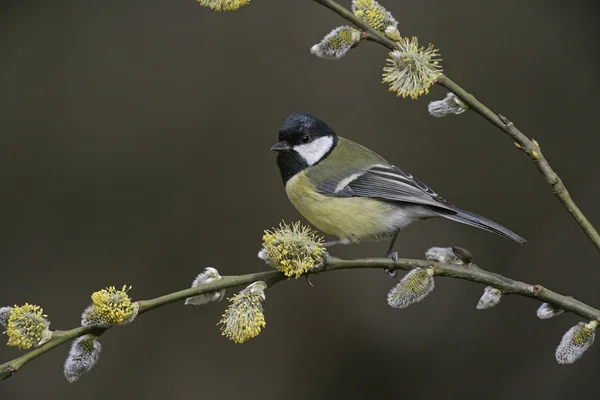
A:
[[312, 0, 600, 255], [437, 77, 600, 252], [1, 255, 598, 380]]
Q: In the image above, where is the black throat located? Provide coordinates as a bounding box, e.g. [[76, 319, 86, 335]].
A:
[[276, 151, 308, 184], [275, 136, 338, 184]]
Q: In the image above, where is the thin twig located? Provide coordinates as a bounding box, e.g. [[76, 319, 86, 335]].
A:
[[438, 76, 600, 252], [312, 0, 600, 255], [1, 255, 598, 379]]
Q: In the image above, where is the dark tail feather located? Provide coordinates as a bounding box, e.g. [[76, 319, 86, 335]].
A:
[[437, 208, 526, 244]]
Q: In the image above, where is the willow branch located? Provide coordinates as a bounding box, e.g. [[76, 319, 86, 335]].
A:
[[437, 77, 600, 252], [313, 0, 600, 255], [1, 255, 599, 379]]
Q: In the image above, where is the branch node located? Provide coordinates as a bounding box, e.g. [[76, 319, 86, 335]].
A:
[[532, 285, 543, 296], [0, 366, 16, 380], [498, 114, 511, 125], [309, 252, 330, 274]]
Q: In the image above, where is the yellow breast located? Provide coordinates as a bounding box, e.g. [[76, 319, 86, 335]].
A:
[[285, 172, 395, 243]]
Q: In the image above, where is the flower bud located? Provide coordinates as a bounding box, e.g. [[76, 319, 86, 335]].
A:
[[310, 26, 362, 60], [185, 267, 226, 306], [64, 335, 102, 383], [476, 286, 502, 310], [425, 246, 464, 264], [387, 268, 435, 309], [384, 26, 401, 42], [451, 246, 473, 264], [0, 306, 11, 328], [428, 92, 469, 117], [536, 303, 564, 320]]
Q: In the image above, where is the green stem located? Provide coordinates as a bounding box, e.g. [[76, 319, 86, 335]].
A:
[[438, 76, 600, 254], [137, 271, 282, 313], [313, 0, 600, 255], [0, 326, 106, 380], [2, 255, 598, 379]]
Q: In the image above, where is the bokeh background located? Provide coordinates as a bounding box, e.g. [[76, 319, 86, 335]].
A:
[[1, 0, 599, 399]]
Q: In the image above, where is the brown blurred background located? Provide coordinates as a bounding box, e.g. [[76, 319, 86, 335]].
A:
[[1, 0, 599, 399]]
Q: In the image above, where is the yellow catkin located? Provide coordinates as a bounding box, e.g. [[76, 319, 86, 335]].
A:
[[387, 268, 435, 309], [219, 282, 267, 343], [572, 324, 595, 346], [352, 0, 397, 32], [90, 285, 134, 325], [260, 222, 325, 278], [197, 0, 250, 11], [382, 37, 442, 99], [5, 303, 51, 350]]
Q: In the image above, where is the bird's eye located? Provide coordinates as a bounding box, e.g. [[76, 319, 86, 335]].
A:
[[301, 135, 310, 144]]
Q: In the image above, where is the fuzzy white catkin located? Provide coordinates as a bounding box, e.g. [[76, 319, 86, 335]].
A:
[[555, 322, 596, 364], [80, 302, 139, 328], [536, 303, 564, 320], [351, 0, 398, 32], [64, 335, 102, 383], [476, 287, 502, 310], [310, 26, 361, 60], [428, 92, 468, 117], [185, 267, 225, 306], [0, 306, 11, 328], [81, 305, 110, 328], [425, 247, 463, 264], [387, 268, 435, 309]]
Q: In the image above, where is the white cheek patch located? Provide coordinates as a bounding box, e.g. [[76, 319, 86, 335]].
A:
[[294, 136, 334, 166]]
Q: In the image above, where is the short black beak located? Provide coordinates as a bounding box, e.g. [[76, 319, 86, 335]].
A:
[[270, 141, 292, 152]]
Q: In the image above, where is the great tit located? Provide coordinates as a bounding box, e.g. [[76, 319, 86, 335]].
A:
[[271, 113, 525, 260]]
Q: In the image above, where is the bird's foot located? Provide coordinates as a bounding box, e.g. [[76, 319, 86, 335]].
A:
[[309, 252, 329, 274], [305, 252, 330, 287], [384, 251, 398, 278]]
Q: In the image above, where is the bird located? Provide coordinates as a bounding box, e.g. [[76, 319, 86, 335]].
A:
[[271, 112, 525, 270]]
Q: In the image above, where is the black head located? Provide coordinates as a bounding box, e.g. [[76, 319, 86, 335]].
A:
[[272, 113, 338, 183]]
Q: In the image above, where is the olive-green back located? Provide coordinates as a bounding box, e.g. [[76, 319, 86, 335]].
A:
[[304, 136, 389, 185]]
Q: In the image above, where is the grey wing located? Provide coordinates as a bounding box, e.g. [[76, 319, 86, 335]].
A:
[[318, 164, 456, 211]]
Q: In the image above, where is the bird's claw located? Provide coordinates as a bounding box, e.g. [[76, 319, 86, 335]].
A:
[[384, 251, 398, 278], [305, 275, 315, 287], [305, 252, 330, 286]]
